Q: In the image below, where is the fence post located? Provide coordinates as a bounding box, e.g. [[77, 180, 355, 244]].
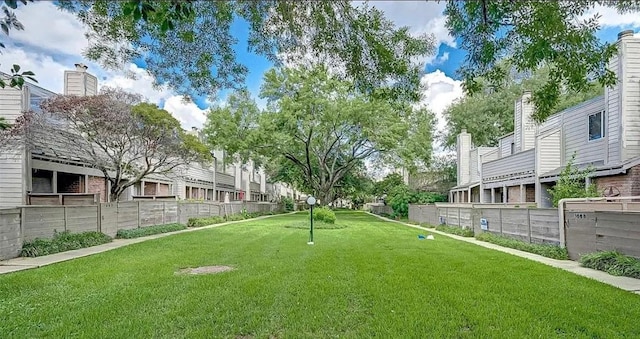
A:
[[20, 207, 25, 243], [97, 202, 102, 233], [162, 201, 166, 224], [527, 208, 532, 243], [63, 206, 68, 232], [177, 202, 182, 225]]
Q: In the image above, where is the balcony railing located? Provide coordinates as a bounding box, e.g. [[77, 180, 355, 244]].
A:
[[482, 148, 535, 181]]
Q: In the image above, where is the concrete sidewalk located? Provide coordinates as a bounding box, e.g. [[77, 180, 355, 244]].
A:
[[0, 213, 293, 275], [368, 212, 640, 296]]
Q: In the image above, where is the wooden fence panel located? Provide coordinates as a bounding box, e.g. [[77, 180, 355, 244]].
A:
[[459, 208, 473, 228], [64, 206, 99, 234], [22, 207, 65, 242], [500, 209, 530, 242], [594, 212, 640, 258], [139, 201, 164, 227], [116, 202, 139, 231], [529, 209, 559, 244], [478, 208, 502, 235], [0, 208, 22, 259], [164, 201, 179, 224], [100, 203, 118, 237]]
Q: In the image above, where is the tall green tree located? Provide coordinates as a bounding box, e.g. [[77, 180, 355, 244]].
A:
[[372, 173, 405, 199], [445, 0, 639, 122], [205, 66, 433, 205], [54, 0, 432, 103], [442, 63, 604, 148]]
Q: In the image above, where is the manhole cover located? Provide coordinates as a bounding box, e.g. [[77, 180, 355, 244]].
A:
[[176, 265, 234, 275]]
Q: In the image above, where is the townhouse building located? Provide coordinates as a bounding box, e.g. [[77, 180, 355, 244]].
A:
[[451, 30, 640, 207], [0, 63, 301, 208]]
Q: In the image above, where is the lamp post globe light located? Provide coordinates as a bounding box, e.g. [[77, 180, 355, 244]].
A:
[[306, 196, 316, 245]]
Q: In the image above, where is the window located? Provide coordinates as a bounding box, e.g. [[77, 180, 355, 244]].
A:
[[588, 111, 605, 141]]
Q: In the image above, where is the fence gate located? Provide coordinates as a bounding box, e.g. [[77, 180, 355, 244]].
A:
[[100, 203, 118, 237], [564, 211, 596, 260]]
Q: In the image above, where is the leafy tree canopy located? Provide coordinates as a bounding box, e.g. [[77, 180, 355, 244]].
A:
[[372, 173, 405, 199], [205, 66, 435, 205], [445, 0, 639, 122], [52, 0, 433, 103]]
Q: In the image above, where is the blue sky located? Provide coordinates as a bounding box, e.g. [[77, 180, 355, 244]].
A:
[[2, 1, 640, 132]]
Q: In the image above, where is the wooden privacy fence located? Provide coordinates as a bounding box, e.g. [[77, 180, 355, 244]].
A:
[[0, 201, 282, 260], [408, 204, 560, 245], [564, 201, 640, 260]]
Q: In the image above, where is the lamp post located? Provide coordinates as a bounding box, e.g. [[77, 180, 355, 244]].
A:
[[306, 196, 316, 245]]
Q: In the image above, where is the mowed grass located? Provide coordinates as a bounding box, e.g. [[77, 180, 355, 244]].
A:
[[1, 211, 640, 338]]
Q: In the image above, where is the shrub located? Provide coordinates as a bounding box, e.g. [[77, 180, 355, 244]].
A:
[[225, 214, 246, 221], [310, 206, 336, 224], [435, 225, 474, 237], [547, 152, 600, 207], [387, 185, 447, 218], [580, 251, 640, 279], [21, 231, 112, 257], [187, 216, 225, 227], [420, 222, 435, 229], [116, 223, 186, 239], [475, 232, 569, 260], [281, 197, 295, 212]]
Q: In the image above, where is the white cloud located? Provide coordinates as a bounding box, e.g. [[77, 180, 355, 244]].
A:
[[0, 48, 70, 93], [163, 96, 208, 130], [434, 52, 450, 65], [364, 1, 454, 65], [0, 3, 210, 131], [418, 70, 464, 133], [101, 64, 172, 104], [11, 2, 88, 56], [585, 5, 640, 27]]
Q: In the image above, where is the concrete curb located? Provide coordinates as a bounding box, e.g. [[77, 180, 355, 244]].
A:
[[0, 212, 297, 275], [366, 212, 640, 295]]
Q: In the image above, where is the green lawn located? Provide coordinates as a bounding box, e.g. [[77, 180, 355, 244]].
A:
[[1, 211, 639, 338]]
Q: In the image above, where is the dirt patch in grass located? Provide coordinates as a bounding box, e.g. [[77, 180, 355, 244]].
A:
[[176, 265, 235, 275]]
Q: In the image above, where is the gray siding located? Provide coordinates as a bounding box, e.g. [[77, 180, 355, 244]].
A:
[[561, 96, 606, 165], [0, 85, 26, 208], [456, 132, 471, 185], [621, 38, 640, 160], [521, 93, 536, 151], [185, 164, 215, 184], [217, 173, 235, 187], [514, 99, 522, 153], [470, 148, 479, 183], [537, 129, 562, 174], [483, 148, 535, 180], [606, 55, 621, 164], [481, 148, 499, 163], [499, 134, 514, 158], [539, 113, 562, 135], [63, 71, 84, 96]]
